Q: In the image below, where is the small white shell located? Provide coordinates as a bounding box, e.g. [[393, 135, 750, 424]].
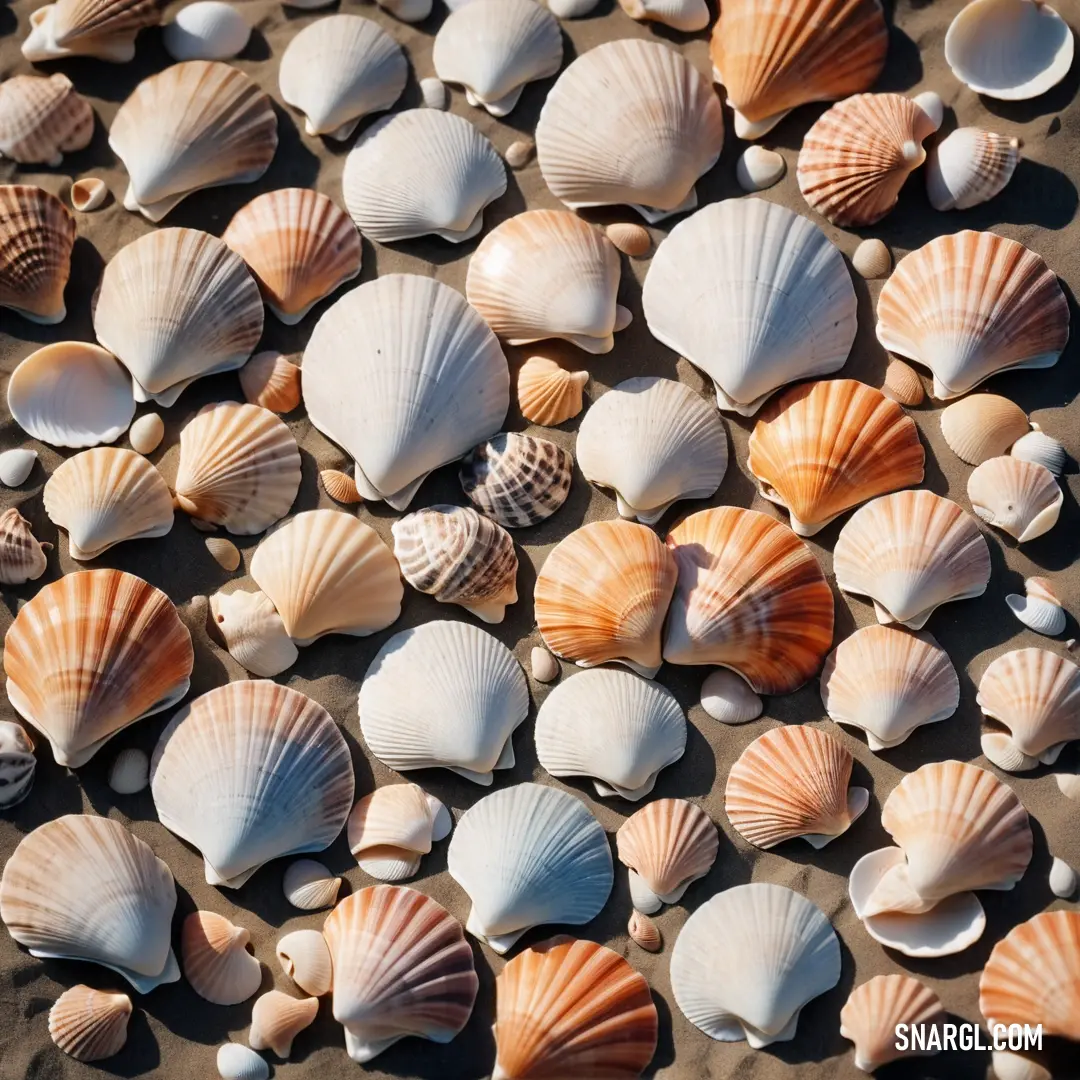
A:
[[1050, 856, 1077, 898], [618, 0, 708, 31], [548, 0, 599, 14], [71, 178, 108, 212], [276, 928, 333, 996], [0, 448, 37, 487], [1011, 429, 1067, 475], [282, 859, 341, 912], [420, 78, 447, 110], [163, 2, 250, 62], [217, 1043, 268, 1080], [700, 669, 763, 725], [1006, 578, 1066, 637], [505, 139, 534, 169], [926, 128, 1019, 211], [736, 146, 786, 192], [531, 646, 559, 683], [108, 748, 149, 794], [912, 90, 945, 131], [129, 413, 164, 455]]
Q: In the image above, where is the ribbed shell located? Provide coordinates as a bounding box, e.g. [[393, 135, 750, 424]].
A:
[[0, 184, 76, 324], [534, 519, 677, 679], [876, 231, 1069, 399], [535, 39, 725, 221], [0, 74, 94, 166], [939, 393, 1029, 465], [627, 912, 661, 953], [1006, 577, 1066, 638], [0, 722, 35, 809], [460, 433, 572, 528], [347, 783, 450, 880], [239, 351, 301, 414], [25, 0, 165, 61], [322, 885, 479, 1062], [391, 504, 518, 624], [839, 975, 945, 1072], [927, 128, 1020, 211], [320, 468, 361, 504], [493, 938, 658, 1079], [150, 680, 355, 887], [249, 990, 318, 1057], [748, 379, 924, 535], [663, 507, 834, 694], [967, 456, 1062, 542], [0, 508, 48, 585], [882, 359, 924, 406], [209, 588, 299, 677], [276, 927, 334, 996], [4, 569, 193, 768], [282, 861, 341, 913], [517, 357, 588, 426], [181, 910, 261, 1005], [49, 985, 132, 1062], [1011, 429, 1067, 475]]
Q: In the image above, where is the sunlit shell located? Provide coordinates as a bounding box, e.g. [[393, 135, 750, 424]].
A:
[[0, 448, 37, 487], [619, 0, 707, 30], [882, 359, 924, 406], [108, 747, 149, 794], [927, 128, 1020, 211], [0, 74, 93, 166], [237, 351, 300, 414], [49, 984, 132, 1062], [700, 668, 763, 725], [0, 184, 76, 324], [628, 912, 661, 952], [1011, 428, 1067, 475], [71, 177, 108, 212], [210, 588, 299, 677], [968, 456, 1062, 542], [320, 469, 361, 504], [516, 357, 588, 426], [606, 222, 651, 256], [282, 860, 341, 913], [854, 238, 893, 280], [0, 508, 49, 586], [1006, 576, 1066, 637], [0, 722, 36, 809], [217, 1044, 268, 1080], [21, 0, 166, 62], [205, 537, 240, 572], [128, 412, 163, 454], [249, 991, 318, 1058], [181, 910, 262, 1005], [276, 927, 333, 996], [940, 394, 1029, 464], [840, 975, 945, 1072], [162, 1, 250, 61], [347, 783, 452, 881]]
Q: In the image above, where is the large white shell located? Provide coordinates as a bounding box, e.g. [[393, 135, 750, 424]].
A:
[[643, 198, 857, 415], [447, 782, 613, 953], [302, 275, 509, 509], [359, 620, 529, 785], [534, 668, 686, 800], [670, 883, 841, 1048], [163, 2, 250, 61]]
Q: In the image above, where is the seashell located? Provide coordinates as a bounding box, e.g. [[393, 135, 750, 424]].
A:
[[348, 783, 452, 880], [174, 401, 301, 535], [322, 885, 478, 1061], [982, 731, 1040, 772], [466, 211, 629, 355], [493, 937, 659, 1078], [709, 0, 888, 139], [249, 991, 318, 1058], [71, 178, 108, 212], [163, 1, 248, 61], [0, 184, 76, 324], [670, 883, 840, 1047], [516, 357, 588, 426], [129, 413, 164, 454], [359, 620, 528, 785], [968, 456, 1062, 542], [797, 93, 938, 226], [876, 231, 1069, 400], [735, 145, 786, 192], [0, 814, 178, 992], [549, 0, 598, 14], [210, 588, 298, 676], [0, 448, 37, 487], [223, 190, 361, 325], [534, 519, 677, 678], [217, 1044, 268, 1080], [434, 0, 563, 116], [181, 910, 261, 1005], [927, 128, 1020, 211], [833, 490, 991, 629], [448, 783, 613, 952], [535, 669, 687, 800], [992, 1051, 1052, 1080], [577, 376, 728, 525], [151, 680, 355, 887], [946, 0, 1074, 101], [536, 39, 725, 222], [616, 799, 718, 913], [1050, 856, 1077, 898], [505, 138, 534, 169], [94, 228, 264, 406], [531, 646, 559, 683], [700, 669, 762, 725], [1006, 577, 1066, 637], [618, 0, 706, 30], [882, 359, 924, 407], [912, 89, 945, 128], [0, 509, 48, 586], [342, 111, 506, 243], [606, 222, 650, 257], [459, 432, 572, 528], [664, 507, 834, 693], [725, 725, 869, 849], [44, 447, 173, 560], [1011, 428, 1067, 475], [236, 354, 301, 418], [276, 928, 333, 996], [420, 77, 447, 110], [0, 721, 35, 810], [49, 985, 132, 1062], [206, 537, 240, 572], [940, 394, 1029, 464], [0, 74, 93, 166], [392, 504, 518, 624], [979, 910, 1080, 1039], [854, 238, 893, 280], [748, 379, 924, 536], [320, 469, 361, 504], [108, 747, 149, 794], [643, 198, 857, 415], [821, 625, 959, 750], [21, 0, 166, 62], [628, 912, 662, 952], [282, 861, 340, 913], [840, 975, 946, 1072], [303, 276, 509, 508], [5, 569, 192, 767], [250, 510, 403, 644]]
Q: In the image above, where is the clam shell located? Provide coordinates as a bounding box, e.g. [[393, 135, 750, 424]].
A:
[[940, 393, 1029, 464], [982, 731, 1041, 772], [347, 783, 452, 880], [216, 1044, 268, 1080], [71, 177, 108, 211], [516, 357, 588, 426], [700, 669, 762, 725], [249, 991, 318, 1058], [0, 184, 76, 324], [968, 456, 1062, 542], [0, 721, 36, 809], [619, 0, 707, 31], [181, 910, 262, 1005], [108, 746, 149, 794], [840, 975, 945, 1072], [22, 0, 166, 62], [855, 238, 893, 281], [320, 468, 361, 504], [128, 412, 164, 454], [163, 1, 248, 61], [49, 985, 132, 1062], [1011, 428, 1067, 475], [1006, 577, 1066, 636], [0, 448, 37, 487], [281, 861, 340, 913], [276, 927, 333, 996], [628, 912, 662, 952], [0, 74, 93, 166], [927, 127, 1020, 211], [0, 508, 49, 586], [209, 588, 299, 676], [239, 351, 301, 414]]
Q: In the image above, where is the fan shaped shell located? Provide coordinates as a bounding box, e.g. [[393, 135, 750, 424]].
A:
[[0, 184, 76, 325], [840, 975, 946, 1072], [22, 0, 165, 61], [181, 910, 261, 1005], [968, 456, 1062, 542], [0, 508, 49, 586], [0, 74, 93, 166], [282, 862, 341, 914], [940, 393, 1029, 465], [1011, 428, 1067, 475], [516, 357, 588, 426], [927, 128, 1020, 211], [347, 783, 451, 880], [249, 990, 318, 1058], [49, 984, 132, 1062], [210, 588, 299, 677]]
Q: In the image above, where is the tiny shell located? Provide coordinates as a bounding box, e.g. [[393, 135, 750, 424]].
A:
[[882, 359, 923, 405], [0, 74, 93, 167], [249, 990, 318, 1058], [210, 588, 299, 677], [276, 928, 333, 996], [516, 357, 587, 426], [0, 184, 76, 324], [282, 860, 341, 912], [854, 238, 892, 280], [0, 721, 36, 809], [1011, 428, 1067, 475], [968, 457, 1062, 542], [940, 394, 1029, 464], [531, 646, 559, 683], [0, 448, 37, 487], [348, 783, 451, 881], [239, 352, 302, 413], [129, 413, 164, 455], [420, 77, 447, 110], [736, 146, 786, 192], [1006, 577, 1066, 637], [163, 2, 250, 61], [181, 910, 262, 1005], [606, 222, 651, 257], [108, 748, 149, 794], [205, 537, 240, 572], [927, 128, 1020, 211], [0, 509, 48, 586], [619, 0, 707, 30], [700, 669, 763, 725], [217, 1043, 268, 1080], [320, 469, 362, 504], [549, 0, 598, 13], [49, 985, 132, 1062], [1050, 856, 1077, 898], [71, 178, 108, 212], [628, 911, 662, 952]]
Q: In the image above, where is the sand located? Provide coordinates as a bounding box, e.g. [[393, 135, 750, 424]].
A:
[[2, 0, 1080, 1076]]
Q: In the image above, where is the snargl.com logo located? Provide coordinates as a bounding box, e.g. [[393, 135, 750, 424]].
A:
[[895, 1022, 1043, 1053]]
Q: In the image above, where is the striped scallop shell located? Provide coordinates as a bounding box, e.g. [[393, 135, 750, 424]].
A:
[[516, 357, 588, 426], [967, 456, 1062, 542], [22, 0, 165, 61], [0, 74, 93, 166], [276, 927, 333, 996], [181, 910, 261, 1005], [320, 469, 361, 504], [0, 184, 76, 324], [0, 508, 49, 586], [347, 783, 451, 881], [927, 128, 1020, 211], [49, 985, 132, 1062], [939, 393, 1029, 465], [0, 721, 35, 810], [240, 352, 301, 413], [210, 588, 298, 677], [840, 975, 945, 1072], [249, 990, 318, 1058]]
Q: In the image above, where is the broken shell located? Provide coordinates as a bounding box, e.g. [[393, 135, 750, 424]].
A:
[[700, 669, 763, 725], [0, 74, 93, 166], [129, 413, 164, 455], [1006, 577, 1066, 636], [210, 588, 298, 677], [163, 1, 249, 61], [181, 910, 262, 1005], [249, 991, 318, 1058], [108, 747, 149, 794], [49, 985, 132, 1062], [882, 359, 923, 405], [940, 393, 1029, 464], [0, 184, 76, 324], [1050, 856, 1077, 898], [320, 469, 361, 504], [606, 222, 651, 257], [206, 537, 241, 572], [276, 928, 333, 996], [0, 509, 47, 586], [619, 0, 707, 31], [21, 0, 166, 63], [217, 1044, 268, 1080], [516, 357, 588, 426], [628, 912, 662, 952], [736, 145, 786, 191], [420, 77, 447, 110], [0, 448, 37, 487], [854, 238, 893, 280], [348, 783, 452, 880], [1011, 428, 1067, 475], [0, 721, 36, 809], [531, 646, 559, 683], [967, 456, 1062, 542], [840, 975, 945, 1072], [71, 177, 108, 211], [927, 128, 1020, 211], [282, 861, 340, 913]]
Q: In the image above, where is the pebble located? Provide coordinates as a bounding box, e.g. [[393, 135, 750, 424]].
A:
[[853, 238, 892, 279], [109, 748, 150, 795], [606, 223, 651, 257], [0, 448, 37, 487], [129, 412, 165, 455], [700, 669, 762, 724], [531, 646, 559, 683], [420, 77, 447, 110], [505, 138, 535, 169], [1049, 856, 1078, 898], [735, 146, 785, 192], [206, 537, 241, 572]]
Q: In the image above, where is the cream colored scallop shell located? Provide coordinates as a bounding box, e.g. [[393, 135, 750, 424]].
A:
[[21, 0, 166, 63], [927, 128, 1020, 211], [516, 357, 588, 426], [967, 456, 1062, 542], [840, 975, 945, 1072], [347, 783, 452, 881], [49, 984, 132, 1062], [181, 910, 262, 1005]]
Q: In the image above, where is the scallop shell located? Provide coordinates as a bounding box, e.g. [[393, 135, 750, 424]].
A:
[[276, 928, 333, 996], [535, 669, 687, 800], [876, 231, 1069, 400], [516, 357, 588, 426], [840, 975, 946, 1072], [535, 39, 725, 222], [282, 861, 340, 913], [71, 177, 108, 212], [628, 912, 662, 952], [700, 669, 762, 725], [1006, 577, 1066, 637], [447, 783, 613, 952], [883, 360, 924, 407], [1011, 428, 1067, 475], [302, 276, 509, 509], [249, 991, 318, 1058], [348, 783, 452, 881], [181, 910, 262, 1005], [820, 625, 959, 750], [0, 184, 76, 324], [0, 508, 49, 586], [217, 1044, 268, 1080], [209, 588, 299, 676], [670, 883, 841, 1047], [606, 222, 651, 257], [466, 211, 628, 354], [577, 377, 728, 525], [643, 198, 857, 415], [616, 799, 718, 913], [49, 985, 132, 1062], [0, 721, 36, 809], [93, 227, 264, 406], [492, 937, 659, 1079], [0, 74, 93, 166], [320, 469, 361, 504], [663, 507, 834, 694], [748, 379, 925, 536], [534, 519, 677, 678], [927, 128, 1020, 211], [391, 504, 518, 624], [21, 0, 166, 62], [236, 353, 299, 416], [968, 456, 1062, 542], [0, 814, 179, 992], [4, 569, 193, 767], [108, 747, 149, 794], [833, 490, 991, 629], [44, 446, 174, 560], [342, 110, 506, 243], [322, 885, 479, 1062], [434, 0, 563, 116], [150, 680, 355, 887], [459, 432, 572, 528], [709, 0, 888, 139], [359, 620, 528, 785], [619, 0, 707, 30], [940, 394, 1029, 464], [128, 412, 163, 454], [163, 0, 248, 61]]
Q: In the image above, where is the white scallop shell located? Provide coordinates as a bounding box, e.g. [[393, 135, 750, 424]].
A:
[[210, 588, 299, 677], [281, 860, 341, 913], [163, 2, 250, 61], [0, 721, 35, 809], [968, 456, 1062, 542], [926, 128, 1020, 211], [1011, 428, 1067, 475], [217, 1044, 268, 1080]]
